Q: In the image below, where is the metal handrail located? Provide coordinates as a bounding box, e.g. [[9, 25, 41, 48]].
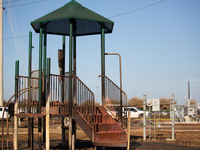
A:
[[71, 74, 95, 141], [99, 75, 128, 128]]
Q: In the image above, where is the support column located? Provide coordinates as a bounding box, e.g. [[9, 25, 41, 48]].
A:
[[62, 35, 66, 145], [14, 60, 19, 150], [72, 20, 77, 148], [38, 26, 43, 150], [143, 94, 146, 140], [43, 26, 47, 145], [28, 31, 33, 148], [101, 26, 105, 106], [68, 20, 74, 150], [46, 58, 51, 150]]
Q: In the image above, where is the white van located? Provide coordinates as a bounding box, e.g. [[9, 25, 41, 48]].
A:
[[123, 107, 149, 118], [0, 107, 10, 119]]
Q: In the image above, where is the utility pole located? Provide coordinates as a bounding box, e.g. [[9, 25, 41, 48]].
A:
[[0, 0, 3, 107]]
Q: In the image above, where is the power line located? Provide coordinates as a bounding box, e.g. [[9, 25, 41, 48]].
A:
[[2, 0, 46, 8], [109, 0, 165, 18], [0, 0, 19, 4], [3, 34, 37, 40]]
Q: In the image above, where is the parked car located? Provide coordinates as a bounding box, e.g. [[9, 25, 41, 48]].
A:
[[0, 107, 10, 119], [122, 107, 150, 118]]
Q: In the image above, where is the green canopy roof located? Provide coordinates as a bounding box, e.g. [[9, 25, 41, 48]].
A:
[[31, 0, 114, 36]]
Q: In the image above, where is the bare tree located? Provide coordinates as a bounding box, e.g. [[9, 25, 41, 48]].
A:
[[128, 97, 143, 109]]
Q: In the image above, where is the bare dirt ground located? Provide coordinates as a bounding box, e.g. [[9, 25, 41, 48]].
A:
[[0, 118, 200, 150]]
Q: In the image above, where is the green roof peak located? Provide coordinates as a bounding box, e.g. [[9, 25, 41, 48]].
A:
[[66, 0, 81, 5], [31, 0, 114, 36]]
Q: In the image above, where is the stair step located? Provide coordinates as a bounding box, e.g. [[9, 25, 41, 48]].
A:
[[94, 131, 127, 142], [81, 114, 116, 123], [93, 141, 127, 147], [94, 122, 124, 132], [102, 115, 116, 123]]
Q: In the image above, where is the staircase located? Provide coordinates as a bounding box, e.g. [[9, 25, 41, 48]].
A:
[[73, 106, 127, 148]]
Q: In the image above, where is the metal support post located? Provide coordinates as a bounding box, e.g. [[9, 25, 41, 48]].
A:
[[38, 26, 43, 150], [101, 25, 105, 106], [14, 60, 19, 150], [171, 94, 175, 140], [72, 20, 77, 147], [46, 58, 51, 150], [149, 106, 151, 140], [28, 31, 32, 147], [69, 20, 74, 150], [43, 26, 47, 146], [143, 94, 146, 140], [62, 35, 66, 145]]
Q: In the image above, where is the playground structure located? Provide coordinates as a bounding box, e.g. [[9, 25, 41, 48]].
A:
[[2, 0, 128, 150]]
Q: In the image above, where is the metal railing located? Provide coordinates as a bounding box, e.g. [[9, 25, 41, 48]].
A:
[[72, 74, 95, 128], [48, 74, 69, 115], [1, 76, 39, 150], [17, 76, 40, 114], [100, 75, 127, 128]]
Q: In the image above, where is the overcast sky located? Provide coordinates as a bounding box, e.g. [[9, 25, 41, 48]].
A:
[[2, 0, 200, 105]]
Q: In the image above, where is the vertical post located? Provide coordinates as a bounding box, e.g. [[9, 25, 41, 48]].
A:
[[38, 26, 43, 150], [14, 60, 19, 150], [46, 58, 51, 150], [0, 0, 3, 107], [101, 25, 105, 106], [149, 106, 151, 140], [62, 36, 65, 73], [62, 35, 66, 144], [171, 94, 175, 140], [154, 111, 155, 139], [127, 110, 131, 150], [69, 20, 73, 150], [143, 94, 146, 140], [43, 26, 47, 145], [43, 27, 47, 101], [188, 80, 190, 116], [28, 31, 32, 147], [72, 20, 76, 149]]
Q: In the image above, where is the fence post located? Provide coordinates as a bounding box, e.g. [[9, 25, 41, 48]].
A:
[[143, 94, 146, 140], [14, 60, 19, 150], [127, 110, 131, 150], [171, 94, 175, 140]]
